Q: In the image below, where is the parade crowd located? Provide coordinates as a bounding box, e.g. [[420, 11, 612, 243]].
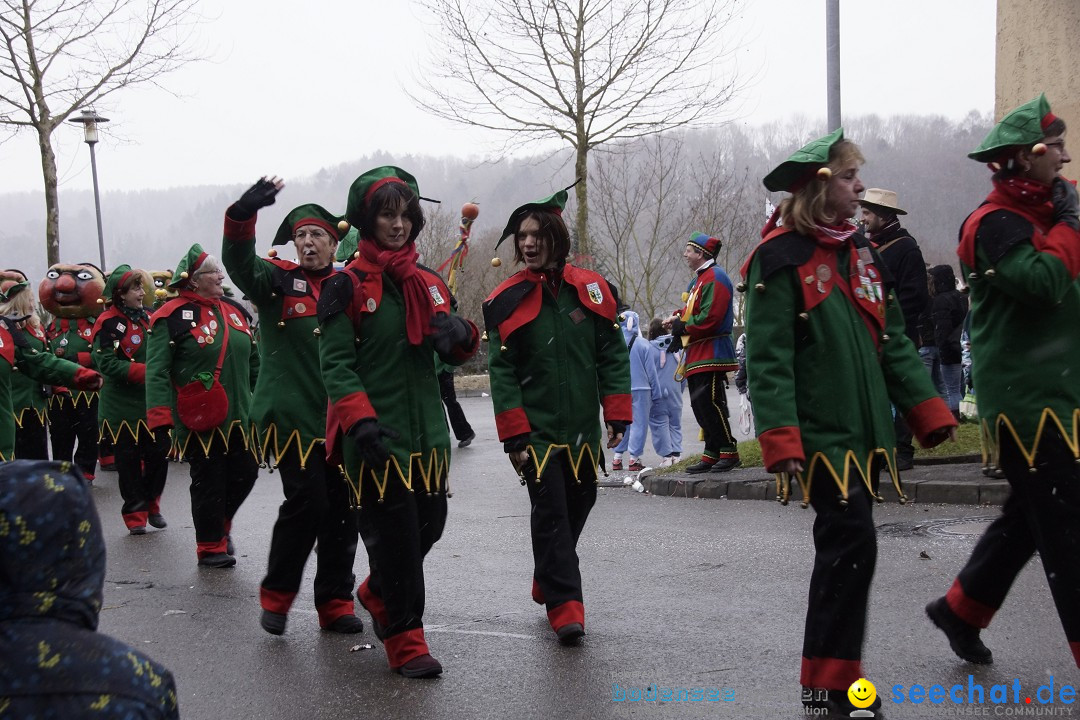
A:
[[1, 93, 1079, 719]]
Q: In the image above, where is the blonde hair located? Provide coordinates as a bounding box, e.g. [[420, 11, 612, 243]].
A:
[[0, 288, 40, 328], [779, 140, 865, 236]]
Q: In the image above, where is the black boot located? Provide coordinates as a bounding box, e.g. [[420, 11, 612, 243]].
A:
[[926, 597, 993, 664]]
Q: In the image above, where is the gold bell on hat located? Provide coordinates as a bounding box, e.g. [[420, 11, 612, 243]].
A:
[[267, 248, 277, 258], [817, 167, 832, 180], [480, 332, 489, 342], [491, 257, 502, 268], [338, 219, 350, 232], [179, 271, 189, 280]]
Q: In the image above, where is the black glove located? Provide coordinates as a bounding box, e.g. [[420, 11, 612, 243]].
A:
[[230, 177, 282, 220], [606, 421, 627, 437], [669, 317, 686, 338], [1052, 177, 1080, 230], [430, 313, 472, 357], [503, 434, 529, 454], [347, 419, 400, 468]]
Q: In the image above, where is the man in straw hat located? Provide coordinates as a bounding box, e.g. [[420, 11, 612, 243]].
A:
[[860, 188, 930, 470], [744, 127, 955, 717], [221, 178, 367, 637], [926, 94, 1080, 670]]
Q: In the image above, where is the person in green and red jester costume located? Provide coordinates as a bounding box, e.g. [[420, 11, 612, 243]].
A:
[[92, 265, 170, 535], [743, 128, 956, 717], [1, 270, 50, 459], [145, 244, 260, 569], [664, 232, 740, 474], [926, 94, 1080, 670], [38, 262, 104, 480], [0, 298, 102, 462], [222, 178, 366, 637], [483, 186, 631, 647], [318, 166, 479, 678]]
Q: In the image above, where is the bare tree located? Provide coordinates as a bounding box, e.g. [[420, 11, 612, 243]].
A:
[[591, 133, 693, 320], [0, 0, 204, 265], [415, 0, 746, 262]]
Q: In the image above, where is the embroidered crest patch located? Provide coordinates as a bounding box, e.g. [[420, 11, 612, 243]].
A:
[[586, 282, 603, 305], [428, 285, 445, 306], [293, 278, 307, 293], [366, 298, 377, 313], [182, 310, 194, 320]]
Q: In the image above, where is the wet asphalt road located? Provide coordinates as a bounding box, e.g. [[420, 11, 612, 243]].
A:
[[92, 394, 1074, 720]]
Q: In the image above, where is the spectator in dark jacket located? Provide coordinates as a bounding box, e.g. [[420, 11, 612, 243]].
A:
[[861, 188, 931, 469], [929, 264, 968, 419], [0, 460, 179, 718]]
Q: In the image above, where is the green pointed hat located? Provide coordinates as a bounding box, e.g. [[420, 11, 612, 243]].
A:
[[335, 226, 359, 262], [763, 128, 845, 193], [103, 264, 134, 300], [169, 243, 209, 288], [0, 280, 28, 303], [272, 203, 349, 247], [345, 166, 420, 228], [969, 94, 1058, 163], [496, 183, 574, 249]]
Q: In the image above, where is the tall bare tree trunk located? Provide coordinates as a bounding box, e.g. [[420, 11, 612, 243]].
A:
[[574, 143, 590, 264], [38, 126, 61, 266]]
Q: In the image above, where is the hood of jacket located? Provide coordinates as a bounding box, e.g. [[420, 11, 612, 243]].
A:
[[929, 264, 958, 294], [0, 460, 103, 630]]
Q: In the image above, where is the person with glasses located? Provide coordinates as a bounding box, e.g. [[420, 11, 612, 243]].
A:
[[927, 94, 1080, 670], [145, 244, 260, 568], [221, 179, 366, 636]]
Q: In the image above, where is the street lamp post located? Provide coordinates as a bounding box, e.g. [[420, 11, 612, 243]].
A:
[[69, 109, 110, 272]]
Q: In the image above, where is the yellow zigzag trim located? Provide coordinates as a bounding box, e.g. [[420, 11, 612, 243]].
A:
[[774, 446, 905, 507], [13, 406, 47, 428], [527, 443, 601, 484], [983, 407, 1080, 468], [48, 390, 98, 410], [174, 420, 256, 460], [342, 448, 451, 505], [99, 418, 155, 445], [254, 423, 324, 469]]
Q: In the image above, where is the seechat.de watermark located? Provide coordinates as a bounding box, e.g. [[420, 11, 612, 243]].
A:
[[611, 682, 735, 703], [890, 675, 1076, 715]]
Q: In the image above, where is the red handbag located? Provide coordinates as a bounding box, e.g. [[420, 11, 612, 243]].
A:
[[175, 313, 230, 432]]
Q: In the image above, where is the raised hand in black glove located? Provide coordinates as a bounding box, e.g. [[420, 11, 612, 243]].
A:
[[668, 316, 686, 338], [229, 176, 284, 221], [430, 313, 473, 357], [1052, 177, 1080, 230], [347, 419, 400, 469]]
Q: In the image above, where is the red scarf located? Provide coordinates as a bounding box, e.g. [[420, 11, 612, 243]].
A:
[[811, 220, 858, 248], [358, 239, 432, 345], [986, 174, 1055, 229]]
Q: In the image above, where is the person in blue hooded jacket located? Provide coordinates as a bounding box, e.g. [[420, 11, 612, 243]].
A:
[[647, 317, 685, 465], [0, 460, 179, 718], [611, 308, 661, 471]]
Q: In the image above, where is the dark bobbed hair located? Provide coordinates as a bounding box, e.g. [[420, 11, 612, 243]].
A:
[[512, 209, 571, 265], [360, 181, 425, 244]]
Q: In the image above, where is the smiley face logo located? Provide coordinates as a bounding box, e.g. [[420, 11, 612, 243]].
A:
[[848, 677, 877, 709]]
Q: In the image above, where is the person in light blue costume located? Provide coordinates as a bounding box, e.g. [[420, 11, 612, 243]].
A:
[[611, 309, 661, 471], [647, 317, 685, 465]]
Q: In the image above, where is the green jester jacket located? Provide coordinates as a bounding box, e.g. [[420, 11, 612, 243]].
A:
[[318, 254, 478, 505], [1, 319, 90, 460], [46, 316, 98, 412], [958, 179, 1080, 467], [92, 305, 152, 443], [743, 228, 954, 502], [10, 323, 49, 430], [483, 265, 631, 481], [145, 291, 259, 458], [222, 214, 335, 468]]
